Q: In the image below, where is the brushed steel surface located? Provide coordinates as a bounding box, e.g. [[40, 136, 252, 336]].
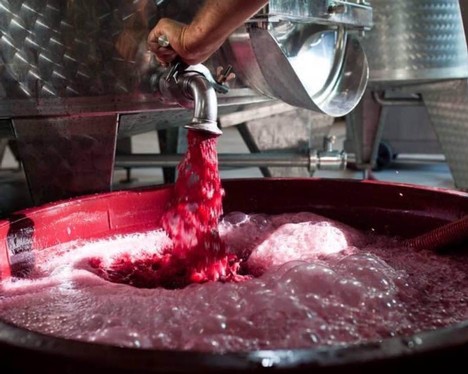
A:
[[345, 90, 384, 170], [0, 1, 156, 99], [0, 0, 263, 118], [361, 0, 468, 85], [266, 0, 373, 29], [0, 0, 371, 202], [423, 79, 468, 190], [0, 0, 372, 119], [13, 115, 119, 204]]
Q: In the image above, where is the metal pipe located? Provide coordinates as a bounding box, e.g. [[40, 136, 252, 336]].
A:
[[115, 153, 310, 169], [182, 73, 221, 135], [115, 148, 349, 172], [373, 91, 424, 107]]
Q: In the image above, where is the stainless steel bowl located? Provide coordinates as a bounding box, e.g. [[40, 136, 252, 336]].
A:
[[229, 23, 369, 117]]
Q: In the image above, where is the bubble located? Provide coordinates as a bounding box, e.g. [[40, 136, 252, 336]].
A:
[[334, 278, 366, 307], [279, 263, 338, 298], [336, 254, 398, 295], [223, 212, 249, 225], [0, 212, 466, 354]]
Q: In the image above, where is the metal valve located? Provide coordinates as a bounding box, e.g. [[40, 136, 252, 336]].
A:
[[150, 35, 224, 136], [309, 136, 347, 172]]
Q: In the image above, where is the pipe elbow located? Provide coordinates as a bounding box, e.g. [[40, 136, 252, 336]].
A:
[[183, 74, 221, 135]]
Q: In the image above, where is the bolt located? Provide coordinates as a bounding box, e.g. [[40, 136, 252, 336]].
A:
[[323, 136, 336, 152], [328, 2, 346, 14]]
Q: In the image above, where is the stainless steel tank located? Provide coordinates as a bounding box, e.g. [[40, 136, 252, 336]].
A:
[[0, 0, 241, 205], [345, 0, 468, 190], [0, 0, 373, 205], [0, 0, 257, 117], [362, 0, 468, 85], [0, 0, 372, 116]]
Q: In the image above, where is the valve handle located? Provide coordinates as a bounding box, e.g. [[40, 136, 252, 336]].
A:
[[157, 35, 232, 94], [157, 35, 170, 48]]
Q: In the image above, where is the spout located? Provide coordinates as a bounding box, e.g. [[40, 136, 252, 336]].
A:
[[154, 64, 222, 136], [152, 35, 221, 135], [181, 73, 222, 136]]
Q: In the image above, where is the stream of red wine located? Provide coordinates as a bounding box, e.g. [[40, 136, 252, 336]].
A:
[[90, 130, 240, 288]]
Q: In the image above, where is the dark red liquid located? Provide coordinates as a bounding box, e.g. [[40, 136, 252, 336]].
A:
[[1, 214, 466, 352], [90, 131, 240, 288]]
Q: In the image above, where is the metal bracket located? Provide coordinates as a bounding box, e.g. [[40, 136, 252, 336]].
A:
[[255, 0, 373, 30]]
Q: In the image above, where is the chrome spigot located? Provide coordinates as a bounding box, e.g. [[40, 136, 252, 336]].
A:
[[151, 35, 232, 136], [156, 63, 222, 136]]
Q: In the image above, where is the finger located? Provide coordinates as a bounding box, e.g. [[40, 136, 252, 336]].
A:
[[157, 48, 177, 59], [156, 51, 178, 65], [147, 41, 162, 53], [147, 42, 174, 55], [226, 72, 236, 82], [147, 42, 177, 60], [147, 26, 164, 44]]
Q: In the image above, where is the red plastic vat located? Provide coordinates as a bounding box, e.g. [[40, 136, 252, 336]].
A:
[[0, 178, 467, 373]]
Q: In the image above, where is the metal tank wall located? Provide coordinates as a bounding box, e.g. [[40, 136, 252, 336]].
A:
[[0, 0, 368, 204], [346, 0, 468, 190], [0, 0, 243, 116], [421, 0, 468, 190], [362, 0, 468, 85], [0, 0, 268, 205]]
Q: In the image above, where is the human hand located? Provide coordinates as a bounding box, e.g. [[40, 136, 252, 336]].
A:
[[147, 18, 186, 66], [147, 18, 224, 66]]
